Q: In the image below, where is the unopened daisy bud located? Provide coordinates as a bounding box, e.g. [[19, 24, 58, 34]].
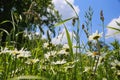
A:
[[100, 16, 104, 22], [100, 10, 103, 17], [100, 10, 104, 22], [72, 18, 76, 26], [82, 24, 85, 29]]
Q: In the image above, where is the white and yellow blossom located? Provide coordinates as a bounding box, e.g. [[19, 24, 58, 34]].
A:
[[83, 67, 91, 72], [25, 58, 39, 64], [51, 59, 66, 65], [111, 59, 120, 69], [17, 48, 31, 58], [17, 51, 31, 58], [9, 48, 20, 56], [44, 51, 57, 59], [89, 30, 103, 41], [86, 51, 100, 57], [58, 49, 69, 55], [8, 48, 31, 58], [63, 44, 69, 49], [43, 43, 50, 48], [43, 43, 54, 48], [57, 44, 70, 55], [0, 47, 31, 58], [0, 47, 10, 54]]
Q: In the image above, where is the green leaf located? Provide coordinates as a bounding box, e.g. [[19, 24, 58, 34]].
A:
[[108, 26, 120, 32], [0, 28, 9, 36], [106, 26, 120, 37], [47, 30, 51, 42], [53, 17, 73, 27], [15, 31, 24, 37], [11, 12, 16, 31], [116, 21, 120, 26], [65, 0, 79, 17], [64, 26, 73, 58], [0, 20, 11, 26]]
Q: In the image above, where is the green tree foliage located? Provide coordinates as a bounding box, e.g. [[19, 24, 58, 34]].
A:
[[0, 0, 61, 45]]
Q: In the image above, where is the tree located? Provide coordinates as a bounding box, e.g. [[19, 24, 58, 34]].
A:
[[0, 0, 61, 46]]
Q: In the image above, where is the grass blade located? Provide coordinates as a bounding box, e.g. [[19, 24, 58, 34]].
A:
[[65, 0, 79, 17], [64, 25, 73, 59], [116, 21, 120, 26], [108, 26, 120, 32], [53, 17, 73, 27], [0, 20, 11, 25], [0, 28, 9, 36]]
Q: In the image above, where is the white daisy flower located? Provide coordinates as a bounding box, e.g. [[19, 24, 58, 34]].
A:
[[63, 44, 69, 49], [89, 30, 103, 41], [111, 59, 120, 69], [17, 50, 31, 58], [86, 51, 100, 57], [0, 47, 10, 54], [10, 48, 20, 56], [44, 51, 57, 59], [51, 59, 66, 65], [44, 53, 51, 59], [58, 49, 69, 55], [43, 43, 54, 48], [25, 58, 39, 64], [43, 43, 49, 48], [83, 67, 91, 72]]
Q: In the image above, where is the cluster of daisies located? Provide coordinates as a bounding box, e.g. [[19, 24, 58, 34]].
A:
[[0, 30, 119, 79], [84, 30, 120, 78], [0, 47, 39, 64], [43, 43, 72, 65]]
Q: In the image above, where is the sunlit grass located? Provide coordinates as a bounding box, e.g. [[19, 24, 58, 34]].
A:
[[0, 1, 120, 80]]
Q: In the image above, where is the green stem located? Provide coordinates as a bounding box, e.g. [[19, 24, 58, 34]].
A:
[[13, 55, 17, 77], [30, 64, 33, 74], [3, 54, 7, 80], [93, 39, 100, 78], [102, 21, 105, 44]]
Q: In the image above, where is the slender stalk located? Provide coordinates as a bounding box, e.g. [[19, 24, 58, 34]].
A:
[[3, 54, 7, 80], [30, 64, 33, 74], [102, 21, 105, 44], [13, 55, 17, 77], [93, 39, 100, 78]]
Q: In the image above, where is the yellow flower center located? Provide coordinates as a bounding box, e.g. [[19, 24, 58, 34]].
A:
[[65, 48, 69, 52], [93, 35, 100, 40], [93, 52, 100, 56], [13, 51, 20, 55]]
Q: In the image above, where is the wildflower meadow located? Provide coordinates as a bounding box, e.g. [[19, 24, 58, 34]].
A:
[[0, 0, 120, 80]]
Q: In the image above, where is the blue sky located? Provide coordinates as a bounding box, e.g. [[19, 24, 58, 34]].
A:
[[75, 0, 120, 42], [51, 0, 120, 44], [76, 0, 120, 30]]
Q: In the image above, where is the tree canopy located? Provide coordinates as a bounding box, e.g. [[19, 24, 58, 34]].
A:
[[0, 0, 61, 45]]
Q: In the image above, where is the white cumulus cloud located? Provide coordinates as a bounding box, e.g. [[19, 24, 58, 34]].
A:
[[52, 0, 80, 19], [52, 28, 74, 45], [51, 0, 79, 44], [106, 16, 120, 40]]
